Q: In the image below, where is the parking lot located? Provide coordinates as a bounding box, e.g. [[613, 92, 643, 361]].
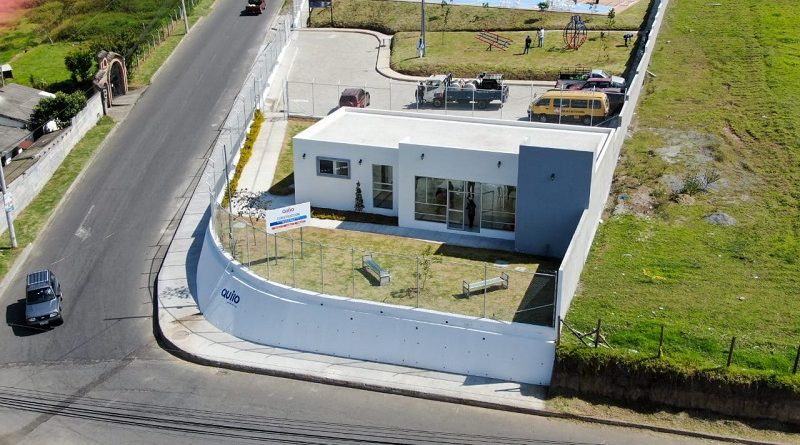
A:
[[286, 32, 552, 121]]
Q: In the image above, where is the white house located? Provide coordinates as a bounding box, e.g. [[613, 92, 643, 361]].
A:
[[293, 108, 614, 257]]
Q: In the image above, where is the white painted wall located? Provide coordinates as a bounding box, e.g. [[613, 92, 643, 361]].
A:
[[0, 94, 103, 235], [198, 218, 557, 385], [293, 139, 399, 216]]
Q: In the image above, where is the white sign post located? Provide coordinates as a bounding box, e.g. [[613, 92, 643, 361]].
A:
[[265, 202, 310, 234]]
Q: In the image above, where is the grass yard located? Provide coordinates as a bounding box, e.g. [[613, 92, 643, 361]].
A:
[[6, 42, 77, 88], [269, 118, 318, 195], [214, 211, 558, 324], [0, 116, 115, 277], [391, 30, 635, 79], [309, 0, 650, 34], [563, 0, 800, 378]]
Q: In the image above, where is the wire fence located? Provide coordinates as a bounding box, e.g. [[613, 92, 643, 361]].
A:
[[560, 317, 800, 376], [212, 203, 558, 326], [128, 0, 202, 74]]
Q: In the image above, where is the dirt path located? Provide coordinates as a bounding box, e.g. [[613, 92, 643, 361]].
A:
[[0, 0, 31, 30]]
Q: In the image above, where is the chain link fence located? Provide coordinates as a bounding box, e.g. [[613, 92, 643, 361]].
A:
[[213, 204, 557, 326]]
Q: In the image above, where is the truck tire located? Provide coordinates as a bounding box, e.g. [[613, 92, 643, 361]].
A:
[[582, 116, 592, 125], [433, 98, 443, 108], [538, 114, 548, 123], [477, 100, 488, 109]]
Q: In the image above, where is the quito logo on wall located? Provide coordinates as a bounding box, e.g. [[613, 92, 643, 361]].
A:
[[220, 288, 240, 306]]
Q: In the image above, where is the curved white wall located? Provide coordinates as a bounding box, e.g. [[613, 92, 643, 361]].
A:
[[198, 219, 556, 385]]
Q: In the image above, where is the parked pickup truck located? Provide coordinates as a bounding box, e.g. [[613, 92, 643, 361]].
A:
[[244, 0, 266, 15], [415, 73, 509, 109], [555, 68, 626, 89]]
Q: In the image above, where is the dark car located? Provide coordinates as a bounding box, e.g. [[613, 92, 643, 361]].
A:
[[339, 88, 370, 108], [25, 270, 63, 326], [567, 78, 624, 93], [244, 0, 266, 15]]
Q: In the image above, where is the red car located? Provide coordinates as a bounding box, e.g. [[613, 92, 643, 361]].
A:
[[339, 88, 370, 108], [244, 0, 266, 15]]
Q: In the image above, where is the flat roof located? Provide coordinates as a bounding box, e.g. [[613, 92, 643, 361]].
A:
[[295, 108, 612, 154]]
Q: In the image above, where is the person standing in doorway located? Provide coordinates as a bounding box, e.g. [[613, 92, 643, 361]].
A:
[[466, 197, 477, 229], [523, 34, 532, 54], [538, 28, 544, 48]]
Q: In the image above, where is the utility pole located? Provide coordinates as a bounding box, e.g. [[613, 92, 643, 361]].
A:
[[420, 0, 426, 57], [0, 160, 18, 248], [180, 0, 190, 34]]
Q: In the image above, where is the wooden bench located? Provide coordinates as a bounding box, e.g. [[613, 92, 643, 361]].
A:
[[362, 254, 390, 286], [463, 272, 509, 298]]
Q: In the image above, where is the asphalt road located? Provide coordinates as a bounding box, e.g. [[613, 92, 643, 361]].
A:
[[0, 2, 725, 444]]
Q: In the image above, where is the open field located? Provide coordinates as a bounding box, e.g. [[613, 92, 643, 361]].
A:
[[391, 30, 635, 79], [214, 210, 558, 324], [309, 0, 650, 33], [564, 0, 800, 379]]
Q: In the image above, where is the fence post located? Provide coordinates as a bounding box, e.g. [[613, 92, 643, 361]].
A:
[[351, 247, 355, 298], [291, 238, 296, 287], [416, 256, 420, 308], [311, 79, 315, 117], [482, 263, 487, 318], [556, 317, 561, 346], [658, 325, 664, 358], [319, 243, 324, 294], [594, 318, 602, 348], [794, 344, 800, 374], [726, 336, 736, 367]]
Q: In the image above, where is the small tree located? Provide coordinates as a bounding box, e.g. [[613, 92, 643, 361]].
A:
[[538, 1, 549, 11], [354, 181, 365, 212], [65, 49, 95, 83], [418, 246, 442, 291], [29, 91, 87, 131]]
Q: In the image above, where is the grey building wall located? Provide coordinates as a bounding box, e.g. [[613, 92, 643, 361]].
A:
[[514, 144, 593, 257]]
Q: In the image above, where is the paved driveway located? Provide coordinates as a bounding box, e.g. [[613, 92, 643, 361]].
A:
[[286, 31, 551, 121]]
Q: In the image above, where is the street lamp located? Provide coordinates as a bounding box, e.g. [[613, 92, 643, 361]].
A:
[[420, 0, 426, 57]]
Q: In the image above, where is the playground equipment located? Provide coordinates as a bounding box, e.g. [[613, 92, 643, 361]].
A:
[[563, 15, 588, 49]]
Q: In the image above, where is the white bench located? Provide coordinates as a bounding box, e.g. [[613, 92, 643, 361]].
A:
[[362, 254, 390, 286], [463, 272, 509, 298]]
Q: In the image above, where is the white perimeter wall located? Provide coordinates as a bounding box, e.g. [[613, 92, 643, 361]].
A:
[[557, 0, 671, 319], [198, 221, 556, 385], [1, 94, 103, 235]]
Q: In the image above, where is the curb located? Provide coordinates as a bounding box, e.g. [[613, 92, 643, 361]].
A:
[[298, 27, 556, 86]]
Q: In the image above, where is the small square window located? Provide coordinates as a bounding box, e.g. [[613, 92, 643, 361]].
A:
[[317, 157, 350, 178]]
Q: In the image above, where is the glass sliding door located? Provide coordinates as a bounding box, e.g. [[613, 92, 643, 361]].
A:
[[447, 180, 465, 231]]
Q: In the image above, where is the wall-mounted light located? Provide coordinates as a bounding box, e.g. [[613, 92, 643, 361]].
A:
[[420, 153, 425, 160], [497, 161, 502, 168], [550, 173, 556, 181], [302, 153, 306, 160], [358, 159, 363, 165]]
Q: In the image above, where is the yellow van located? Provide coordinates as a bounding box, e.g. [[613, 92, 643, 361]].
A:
[[528, 90, 609, 125]]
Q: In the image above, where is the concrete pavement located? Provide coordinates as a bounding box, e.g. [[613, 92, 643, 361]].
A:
[[154, 28, 762, 445]]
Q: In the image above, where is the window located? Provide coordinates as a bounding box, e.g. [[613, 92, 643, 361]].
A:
[[372, 165, 393, 209], [572, 99, 589, 109], [592, 100, 603, 109], [480, 183, 516, 231], [414, 176, 447, 223], [553, 98, 569, 108], [317, 157, 350, 178], [535, 98, 550, 106]]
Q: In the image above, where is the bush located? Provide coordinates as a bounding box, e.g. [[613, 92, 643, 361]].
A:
[[65, 49, 95, 83], [29, 91, 87, 131]]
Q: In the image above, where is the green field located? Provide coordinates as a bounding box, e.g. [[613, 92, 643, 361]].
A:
[[563, 0, 800, 379]]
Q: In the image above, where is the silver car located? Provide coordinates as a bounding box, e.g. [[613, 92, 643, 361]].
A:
[[25, 270, 63, 326]]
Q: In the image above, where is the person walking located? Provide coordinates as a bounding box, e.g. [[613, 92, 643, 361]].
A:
[[417, 37, 425, 58], [523, 34, 532, 54], [537, 28, 544, 48]]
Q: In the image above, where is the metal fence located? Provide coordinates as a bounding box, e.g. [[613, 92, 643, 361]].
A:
[[212, 203, 557, 326]]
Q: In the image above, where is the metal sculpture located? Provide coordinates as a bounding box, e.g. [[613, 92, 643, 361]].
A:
[[563, 15, 588, 49]]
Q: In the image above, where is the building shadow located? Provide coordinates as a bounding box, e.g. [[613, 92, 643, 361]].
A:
[[512, 272, 557, 327]]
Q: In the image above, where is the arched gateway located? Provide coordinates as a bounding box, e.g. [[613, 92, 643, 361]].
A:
[[93, 50, 128, 107]]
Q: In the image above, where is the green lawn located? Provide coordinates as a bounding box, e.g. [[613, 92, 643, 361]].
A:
[[563, 0, 800, 378], [310, 0, 650, 33], [0, 117, 115, 277], [392, 30, 635, 79], [215, 212, 558, 323], [7, 42, 77, 88]]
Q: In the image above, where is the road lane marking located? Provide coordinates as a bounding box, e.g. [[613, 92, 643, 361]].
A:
[[74, 205, 94, 241]]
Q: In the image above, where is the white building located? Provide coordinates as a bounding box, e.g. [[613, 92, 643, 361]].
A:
[[293, 108, 614, 257]]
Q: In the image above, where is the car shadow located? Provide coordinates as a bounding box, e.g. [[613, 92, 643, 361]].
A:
[[6, 299, 51, 336]]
